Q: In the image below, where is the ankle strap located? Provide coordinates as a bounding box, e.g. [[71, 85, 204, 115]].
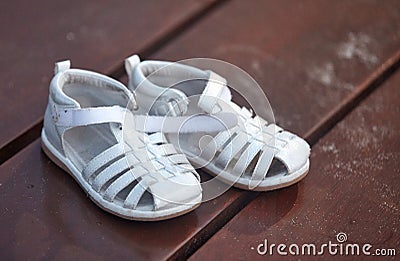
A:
[[52, 103, 127, 128], [134, 112, 237, 133]]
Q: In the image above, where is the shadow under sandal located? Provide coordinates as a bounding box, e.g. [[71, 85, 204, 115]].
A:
[[125, 54, 310, 191], [41, 60, 202, 221]]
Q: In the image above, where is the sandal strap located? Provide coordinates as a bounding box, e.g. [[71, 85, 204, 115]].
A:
[[82, 143, 126, 180], [250, 144, 276, 188], [52, 104, 127, 127], [198, 71, 231, 113], [214, 132, 249, 169], [123, 176, 154, 209], [275, 131, 309, 173], [145, 132, 168, 144], [201, 119, 295, 182], [134, 112, 237, 133], [199, 127, 238, 162], [103, 169, 150, 202], [91, 153, 143, 192], [86, 145, 197, 209], [232, 139, 264, 175], [81, 133, 198, 210]]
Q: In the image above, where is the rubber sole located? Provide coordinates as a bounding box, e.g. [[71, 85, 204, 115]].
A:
[[41, 129, 201, 221]]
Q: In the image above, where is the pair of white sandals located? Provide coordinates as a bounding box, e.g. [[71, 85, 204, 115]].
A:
[[41, 55, 310, 221]]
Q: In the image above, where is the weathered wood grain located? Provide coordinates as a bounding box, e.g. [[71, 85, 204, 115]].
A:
[[0, 0, 218, 155], [1, 0, 400, 259], [191, 67, 400, 261]]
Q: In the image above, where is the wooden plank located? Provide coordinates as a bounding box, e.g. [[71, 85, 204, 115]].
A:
[[147, 0, 400, 257], [152, 0, 400, 134], [0, 140, 245, 260], [0, 0, 218, 154], [190, 68, 400, 260], [1, 0, 400, 259]]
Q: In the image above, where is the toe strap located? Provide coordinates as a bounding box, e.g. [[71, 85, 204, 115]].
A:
[[148, 174, 202, 210], [275, 131, 310, 173]]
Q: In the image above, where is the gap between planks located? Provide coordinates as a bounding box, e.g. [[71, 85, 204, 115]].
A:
[[1, 36, 399, 261], [171, 48, 400, 260], [0, 0, 229, 165], [1, 2, 399, 258]]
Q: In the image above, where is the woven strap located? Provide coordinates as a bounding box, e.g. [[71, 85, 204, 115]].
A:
[[81, 132, 198, 210], [200, 115, 295, 183]]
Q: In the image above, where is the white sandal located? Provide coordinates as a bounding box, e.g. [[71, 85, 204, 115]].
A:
[[41, 60, 202, 221], [125, 55, 310, 191]]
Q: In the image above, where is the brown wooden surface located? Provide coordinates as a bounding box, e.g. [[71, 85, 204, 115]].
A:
[[152, 0, 400, 134], [148, 0, 400, 257], [0, 0, 216, 152], [0, 140, 244, 260], [1, 0, 400, 260], [191, 65, 400, 261]]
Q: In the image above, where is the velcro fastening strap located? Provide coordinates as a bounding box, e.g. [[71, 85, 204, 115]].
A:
[[198, 71, 231, 113], [53, 105, 127, 127]]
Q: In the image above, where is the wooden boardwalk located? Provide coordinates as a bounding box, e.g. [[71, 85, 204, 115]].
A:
[[1, 1, 399, 260]]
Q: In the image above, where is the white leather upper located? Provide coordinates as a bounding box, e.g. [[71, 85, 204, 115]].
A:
[[43, 60, 202, 212], [125, 55, 311, 188]]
